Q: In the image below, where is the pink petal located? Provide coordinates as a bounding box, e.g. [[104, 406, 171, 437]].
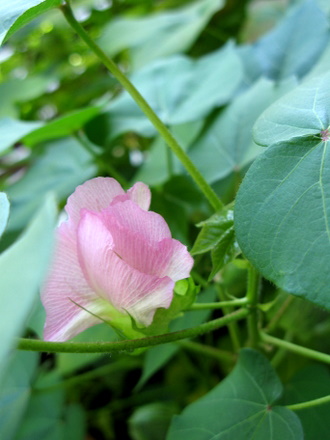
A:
[[160, 239, 194, 281], [65, 177, 125, 226], [77, 211, 174, 326], [127, 182, 151, 210], [41, 222, 103, 342], [102, 200, 171, 246]]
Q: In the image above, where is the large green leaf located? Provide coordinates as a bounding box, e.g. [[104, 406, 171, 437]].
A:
[[252, 0, 329, 80], [0, 351, 38, 440], [99, 0, 224, 69], [0, 0, 61, 45], [0, 195, 57, 380], [167, 349, 303, 440], [0, 193, 10, 238], [281, 365, 330, 440], [189, 77, 296, 183], [105, 43, 243, 137], [235, 72, 330, 310]]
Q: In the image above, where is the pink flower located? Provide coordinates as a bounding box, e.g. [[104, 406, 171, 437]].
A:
[[41, 177, 194, 342]]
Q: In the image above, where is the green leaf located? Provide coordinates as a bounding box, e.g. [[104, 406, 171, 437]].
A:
[[0, 193, 10, 238], [136, 287, 217, 390], [189, 77, 297, 183], [99, 0, 224, 69], [0, 0, 62, 45], [254, 72, 330, 147], [235, 71, 330, 310], [0, 195, 57, 380], [129, 403, 178, 440], [0, 118, 43, 156], [23, 106, 101, 146], [252, 0, 329, 80], [105, 43, 243, 137], [281, 365, 330, 440], [166, 349, 303, 440], [192, 208, 234, 255], [0, 351, 38, 440], [210, 227, 240, 279], [6, 138, 96, 232]]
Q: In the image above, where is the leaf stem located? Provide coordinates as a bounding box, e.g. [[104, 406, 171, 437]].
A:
[[217, 285, 241, 351], [260, 332, 330, 365], [60, 1, 223, 212], [286, 394, 330, 411], [188, 297, 248, 311], [17, 308, 250, 354], [177, 340, 235, 363], [246, 264, 260, 348]]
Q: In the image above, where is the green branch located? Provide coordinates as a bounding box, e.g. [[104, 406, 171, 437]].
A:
[[246, 264, 260, 348], [286, 394, 330, 411], [17, 308, 249, 354], [260, 332, 330, 365], [188, 297, 248, 311], [60, 1, 223, 212]]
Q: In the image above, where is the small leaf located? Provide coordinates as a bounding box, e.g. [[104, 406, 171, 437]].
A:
[[0, 118, 43, 156], [166, 349, 303, 440], [0, 0, 62, 45], [209, 227, 240, 279], [0, 193, 10, 238], [192, 208, 234, 255]]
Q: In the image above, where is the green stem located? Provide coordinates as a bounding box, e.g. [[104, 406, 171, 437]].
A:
[[218, 286, 241, 352], [246, 264, 260, 348], [286, 395, 330, 411], [260, 332, 330, 365], [177, 340, 236, 363], [265, 295, 294, 333], [188, 297, 248, 311], [60, 1, 223, 212], [17, 308, 249, 354]]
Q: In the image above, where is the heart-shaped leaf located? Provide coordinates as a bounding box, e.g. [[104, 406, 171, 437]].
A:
[[166, 349, 303, 440], [235, 72, 330, 310]]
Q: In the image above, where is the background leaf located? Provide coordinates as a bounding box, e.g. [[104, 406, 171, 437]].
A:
[[0, 193, 10, 238], [167, 349, 303, 440], [0, 0, 61, 45], [0, 195, 57, 380], [99, 0, 224, 69]]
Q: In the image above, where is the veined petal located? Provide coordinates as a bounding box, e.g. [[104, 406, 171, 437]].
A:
[[41, 222, 103, 342], [160, 238, 194, 281], [77, 211, 174, 326], [102, 200, 171, 246], [127, 182, 151, 210], [65, 177, 125, 226]]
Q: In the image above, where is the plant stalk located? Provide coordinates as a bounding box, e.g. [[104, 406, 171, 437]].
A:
[[60, 1, 223, 212]]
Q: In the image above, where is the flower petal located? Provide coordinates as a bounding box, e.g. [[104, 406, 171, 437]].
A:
[[65, 177, 125, 226], [77, 211, 174, 326], [41, 222, 103, 342], [102, 200, 171, 246], [160, 238, 194, 281], [127, 182, 151, 210]]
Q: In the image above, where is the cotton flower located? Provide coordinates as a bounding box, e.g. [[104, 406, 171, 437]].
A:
[[41, 177, 194, 342]]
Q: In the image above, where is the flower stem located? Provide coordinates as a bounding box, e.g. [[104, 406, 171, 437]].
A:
[[188, 297, 248, 311], [286, 395, 330, 411], [60, 1, 223, 212], [260, 332, 330, 365], [217, 286, 241, 352], [246, 264, 260, 348], [17, 308, 249, 354]]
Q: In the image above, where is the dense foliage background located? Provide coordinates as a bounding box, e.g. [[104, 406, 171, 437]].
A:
[[1, 0, 330, 439]]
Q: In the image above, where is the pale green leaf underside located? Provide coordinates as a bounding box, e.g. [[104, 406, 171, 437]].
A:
[[166, 349, 303, 440], [0, 0, 61, 45], [254, 71, 330, 147]]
